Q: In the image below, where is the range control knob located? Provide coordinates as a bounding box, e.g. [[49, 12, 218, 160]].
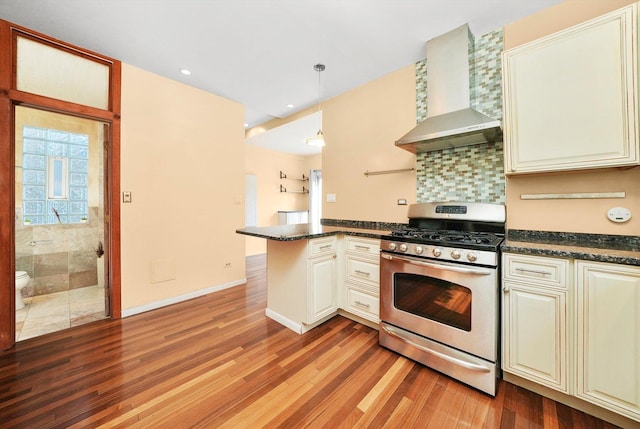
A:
[[467, 252, 478, 262], [388, 242, 397, 251], [415, 246, 424, 255], [432, 248, 442, 257], [399, 243, 408, 252], [451, 249, 461, 260]]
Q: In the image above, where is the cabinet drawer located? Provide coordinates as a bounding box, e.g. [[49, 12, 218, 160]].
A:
[[308, 236, 337, 257], [346, 256, 379, 287], [345, 236, 380, 257], [504, 254, 569, 289], [346, 287, 379, 321]]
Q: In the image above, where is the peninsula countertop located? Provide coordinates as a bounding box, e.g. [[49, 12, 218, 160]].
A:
[[236, 223, 393, 241]]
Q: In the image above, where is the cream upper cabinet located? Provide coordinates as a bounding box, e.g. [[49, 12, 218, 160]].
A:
[[575, 261, 640, 422], [502, 254, 570, 393], [503, 4, 639, 174]]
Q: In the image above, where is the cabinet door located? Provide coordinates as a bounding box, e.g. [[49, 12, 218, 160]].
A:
[[576, 261, 640, 421], [307, 254, 337, 323], [503, 4, 638, 174], [503, 281, 568, 392]]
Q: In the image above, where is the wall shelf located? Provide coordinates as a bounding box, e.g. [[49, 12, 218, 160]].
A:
[[364, 167, 415, 177], [280, 171, 309, 181], [280, 184, 308, 194], [520, 192, 626, 200], [280, 171, 309, 193]]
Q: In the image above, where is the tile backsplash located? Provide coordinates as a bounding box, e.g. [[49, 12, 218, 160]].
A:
[[416, 29, 505, 204]]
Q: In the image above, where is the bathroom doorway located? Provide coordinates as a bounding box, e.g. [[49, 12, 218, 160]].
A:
[[14, 106, 109, 341]]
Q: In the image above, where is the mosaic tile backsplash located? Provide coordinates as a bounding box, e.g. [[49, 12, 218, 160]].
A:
[[416, 29, 505, 204]]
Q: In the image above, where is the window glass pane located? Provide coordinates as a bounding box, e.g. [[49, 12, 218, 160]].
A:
[[16, 36, 109, 110], [48, 157, 68, 199], [22, 125, 89, 224]]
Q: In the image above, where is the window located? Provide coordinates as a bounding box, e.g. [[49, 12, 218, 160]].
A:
[[22, 126, 89, 225]]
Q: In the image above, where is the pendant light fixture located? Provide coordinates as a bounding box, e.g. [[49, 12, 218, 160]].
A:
[[306, 63, 326, 147]]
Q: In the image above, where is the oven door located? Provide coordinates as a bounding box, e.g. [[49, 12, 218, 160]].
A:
[[380, 252, 498, 362]]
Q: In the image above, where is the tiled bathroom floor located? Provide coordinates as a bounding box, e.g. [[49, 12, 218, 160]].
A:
[[16, 285, 107, 341]]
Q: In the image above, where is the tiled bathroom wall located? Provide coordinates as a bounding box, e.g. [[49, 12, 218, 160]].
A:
[[15, 206, 104, 297], [416, 29, 505, 204]]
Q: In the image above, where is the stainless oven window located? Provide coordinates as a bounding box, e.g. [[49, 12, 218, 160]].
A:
[[393, 273, 472, 332]]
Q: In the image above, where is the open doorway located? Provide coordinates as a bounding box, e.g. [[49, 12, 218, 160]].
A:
[[309, 169, 322, 225], [14, 106, 109, 341], [0, 20, 121, 350]]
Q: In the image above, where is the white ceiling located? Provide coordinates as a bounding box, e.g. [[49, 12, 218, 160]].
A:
[[246, 111, 324, 156], [0, 0, 561, 153]]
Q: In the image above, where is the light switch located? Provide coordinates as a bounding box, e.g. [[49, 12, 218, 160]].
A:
[[123, 191, 132, 203], [326, 193, 336, 203]]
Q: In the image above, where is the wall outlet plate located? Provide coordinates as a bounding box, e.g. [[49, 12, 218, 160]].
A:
[[607, 207, 631, 223]]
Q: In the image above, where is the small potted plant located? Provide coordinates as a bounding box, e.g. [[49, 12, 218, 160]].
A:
[[81, 216, 88, 223], [24, 218, 31, 226]]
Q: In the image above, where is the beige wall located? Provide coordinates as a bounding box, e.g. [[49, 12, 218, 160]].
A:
[[503, 0, 640, 235], [244, 144, 320, 256], [321, 65, 417, 223], [120, 64, 246, 311]]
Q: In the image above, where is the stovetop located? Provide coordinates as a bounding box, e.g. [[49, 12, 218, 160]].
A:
[[389, 228, 504, 251], [381, 202, 506, 265]]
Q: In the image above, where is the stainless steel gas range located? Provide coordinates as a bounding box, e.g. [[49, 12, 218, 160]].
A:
[[379, 201, 505, 396]]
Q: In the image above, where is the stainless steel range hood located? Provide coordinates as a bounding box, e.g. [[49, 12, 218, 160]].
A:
[[396, 24, 502, 153]]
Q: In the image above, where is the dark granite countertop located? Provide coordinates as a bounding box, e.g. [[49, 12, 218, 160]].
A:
[[502, 230, 640, 266], [236, 223, 393, 241]]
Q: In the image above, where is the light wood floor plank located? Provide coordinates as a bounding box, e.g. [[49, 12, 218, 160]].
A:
[[0, 254, 625, 428]]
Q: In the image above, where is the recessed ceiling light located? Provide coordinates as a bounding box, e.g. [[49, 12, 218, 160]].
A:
[[180, 68, 191, 76], [244, 123, 249, 128], [286, 104, 294, 108]]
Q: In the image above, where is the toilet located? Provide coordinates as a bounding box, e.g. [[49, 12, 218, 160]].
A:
[[15, 271, 30, 310]]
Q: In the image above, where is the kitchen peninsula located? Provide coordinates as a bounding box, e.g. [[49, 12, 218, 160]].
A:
[[236, 223, 393, 334]]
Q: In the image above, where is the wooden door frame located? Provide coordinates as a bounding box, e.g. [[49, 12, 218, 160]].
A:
[[0, 20, 121, 350]]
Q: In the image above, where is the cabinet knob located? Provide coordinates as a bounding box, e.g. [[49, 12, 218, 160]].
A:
[[503, 286, 510, 293]]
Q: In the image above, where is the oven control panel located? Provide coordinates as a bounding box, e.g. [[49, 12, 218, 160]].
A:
[[381, 240, 498, 267]]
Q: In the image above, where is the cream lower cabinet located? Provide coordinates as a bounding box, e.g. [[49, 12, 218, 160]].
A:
[[266, 236, 337, 334], [307, 251, 338, 323], [575, 261, 640, 422], [502, 254, 570, 393], [502, 4, 639, 174], [343, 236, 380, 323]]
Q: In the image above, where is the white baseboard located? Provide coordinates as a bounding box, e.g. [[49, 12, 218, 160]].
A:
[[265, 309, 338, 335], [122, 278, 247, 318], [265, 308, 304, 334]]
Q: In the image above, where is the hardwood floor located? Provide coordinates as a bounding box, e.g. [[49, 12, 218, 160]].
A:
[[0, 255, 622, 428]]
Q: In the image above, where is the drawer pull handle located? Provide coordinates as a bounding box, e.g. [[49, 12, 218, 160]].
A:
[[355, 270, 371, 276], [355, 245, 370, 250], [355, 300, 370, 308], [319, 245, 333, 250], [515, 267, 552, 276]]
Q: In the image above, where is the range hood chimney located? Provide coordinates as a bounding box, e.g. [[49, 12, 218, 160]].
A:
[[396, 24, 502, 153]]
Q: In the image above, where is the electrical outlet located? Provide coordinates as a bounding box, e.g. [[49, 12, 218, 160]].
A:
[[224, 262, 232, 268]]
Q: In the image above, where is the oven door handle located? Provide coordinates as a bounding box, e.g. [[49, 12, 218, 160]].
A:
[[381, 253, 493, 276], [381, 325, 491, 373]]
